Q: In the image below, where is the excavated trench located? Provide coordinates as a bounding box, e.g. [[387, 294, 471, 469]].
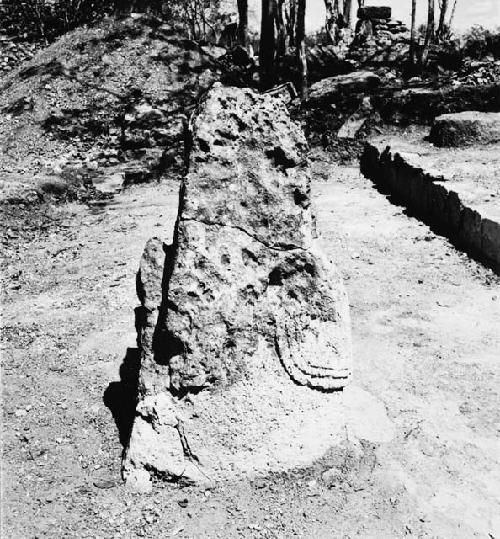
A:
[[360, 134, 500, 275]]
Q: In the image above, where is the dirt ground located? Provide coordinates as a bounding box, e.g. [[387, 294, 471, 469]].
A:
[[2, 154, 500, 538]]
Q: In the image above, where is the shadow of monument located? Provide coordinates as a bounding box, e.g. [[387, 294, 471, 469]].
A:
[[103, 240, 176, 450], [103, 334, 141, 448]]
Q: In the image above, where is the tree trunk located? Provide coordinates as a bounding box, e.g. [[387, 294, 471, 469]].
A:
[[296, 0, 307, 99], [357, 0, 364, 8], [286, 0, 297, 46], [237, 0, 249, 48], [275, 0, 287, 56], [343, 0, 353, 28], [448, 0, 458, 30], [410, 0, 417, 64], [422, 0, 435, 63], [436, 0, 448, 40], [260, 0, 277, 89], [324, 0, 339, 43], [427, 0, 435, 42]]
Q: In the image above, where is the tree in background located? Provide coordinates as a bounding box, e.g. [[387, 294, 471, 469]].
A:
[[258, 0, 308, 95], [323, 0, 355, 43], [343, 0, 353, 28], [286, 0, 297, 45], [296, 0, 307, 98], [437, 0, 460, 40], [237, 0, 249, 48], [275, 0, 288, 57], [422, 0, 435, 63], [436, 0, 449, 40], [448, 0, 458, 30], [410, 0, 417, 64], [323, 0, 340, 43], [0, 0, 117, 42], [426, 0, 435, 43], [259, 0, 277, 88]]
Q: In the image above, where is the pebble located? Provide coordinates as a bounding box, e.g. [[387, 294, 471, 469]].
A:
[[93, 479, 117, 489]]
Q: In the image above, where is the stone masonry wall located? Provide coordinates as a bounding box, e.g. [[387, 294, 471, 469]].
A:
[[361, 142, 500, 274], [348, 7, 409, 64]]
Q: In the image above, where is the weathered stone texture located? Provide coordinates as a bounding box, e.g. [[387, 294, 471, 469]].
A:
[[308, 71, 381, 104], [123, 84, 352, 486], [429, 111, 500, 147], [144, 84, 351, 394]]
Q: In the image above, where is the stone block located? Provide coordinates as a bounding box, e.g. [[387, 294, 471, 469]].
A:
[[481, 218, 500, 270], [459, 207, 482, 253], [446, 190, 463, 232], [429, 111, 500, 147], [357, 6, 392, 20], [308, 71, 380, 104]]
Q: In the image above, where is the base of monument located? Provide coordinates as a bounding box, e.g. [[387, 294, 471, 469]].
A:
[[122, 338, 348, 486]]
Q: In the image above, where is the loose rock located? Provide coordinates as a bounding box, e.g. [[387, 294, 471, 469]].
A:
[[308, 71, 381, 105]]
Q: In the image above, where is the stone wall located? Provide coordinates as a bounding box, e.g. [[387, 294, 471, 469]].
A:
[[348, 6, 409, 65], [361, 142, 500, 274]]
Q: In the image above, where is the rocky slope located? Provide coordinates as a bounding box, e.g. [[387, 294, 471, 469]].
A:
[[0, 15, 224, 201]]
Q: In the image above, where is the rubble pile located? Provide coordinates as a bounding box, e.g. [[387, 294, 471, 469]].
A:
[[0, 36, 43, 74], [348, 6, 409, 65], [306, 41, 355, 80], [0, 17, 222, 198], [451, 59, 500, 86], [42, 98, 190, 185]]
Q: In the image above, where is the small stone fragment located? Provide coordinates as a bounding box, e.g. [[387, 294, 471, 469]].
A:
[[93, 479, 117, 489]]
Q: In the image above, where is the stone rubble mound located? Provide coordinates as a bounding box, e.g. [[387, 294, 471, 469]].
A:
[[452, 59, 500, 87], [0, 36, 42, 74], [123, 84, 352, 489], [349, 6, 409, 64]]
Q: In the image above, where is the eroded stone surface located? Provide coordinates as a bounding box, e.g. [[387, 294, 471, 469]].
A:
[[123, 84, 352, 484], [429, 111, 500, 147], [308, 71, 381, 105]]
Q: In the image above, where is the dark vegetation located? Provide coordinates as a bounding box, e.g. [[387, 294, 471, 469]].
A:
[[0, 0, 499, 200], [0, 0, 224, 42]]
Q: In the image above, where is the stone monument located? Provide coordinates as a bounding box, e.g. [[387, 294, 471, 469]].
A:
[[123, 84, 352, 490]]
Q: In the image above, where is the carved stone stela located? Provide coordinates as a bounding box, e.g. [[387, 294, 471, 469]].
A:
[[123, 85, 352, 490]]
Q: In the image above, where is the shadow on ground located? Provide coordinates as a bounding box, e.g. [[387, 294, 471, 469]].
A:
[[103, 345, 140, 448]]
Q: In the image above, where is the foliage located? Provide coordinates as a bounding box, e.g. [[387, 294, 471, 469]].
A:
[[0, 0, 226, 43], [167, 0, 226, 42], [462, 25, 500, 59], [0, 0, 116, 41]]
